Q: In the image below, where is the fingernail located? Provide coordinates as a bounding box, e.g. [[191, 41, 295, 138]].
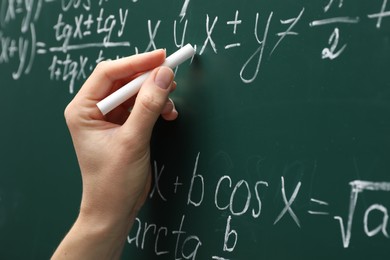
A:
[[155, 67, 173, 89], [153, 48, 166, 54]]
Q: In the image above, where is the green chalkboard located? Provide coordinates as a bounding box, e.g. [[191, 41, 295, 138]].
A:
[[1, 0, 390, 259]]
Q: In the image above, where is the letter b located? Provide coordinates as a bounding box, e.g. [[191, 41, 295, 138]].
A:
[[223, 215, 238, 252]]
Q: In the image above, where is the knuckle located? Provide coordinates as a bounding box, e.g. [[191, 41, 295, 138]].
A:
[[138, 93, 163, 115], [93, 60, 112, 80], [94, 60, 110, 72], [63, 103, 77, 128]]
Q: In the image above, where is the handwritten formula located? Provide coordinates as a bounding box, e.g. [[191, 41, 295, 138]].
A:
[[125, 152, 390, 259], [1, 0, 389, 93]]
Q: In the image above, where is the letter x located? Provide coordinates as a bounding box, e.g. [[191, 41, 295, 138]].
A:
[[274, 176, 302, 228], [150, 161, 167, 201], [74, 14, 84, 39], [145, 20, 161, 52], [199, 15, 218, 55]]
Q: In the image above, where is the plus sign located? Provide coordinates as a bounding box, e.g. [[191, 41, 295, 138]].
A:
[[227, 10, 242, 34], [173, 176, 183, 194], [8, 40, 18, 58]]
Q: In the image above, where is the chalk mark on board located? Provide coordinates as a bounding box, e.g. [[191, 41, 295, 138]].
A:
[[225, 43, 241, 49], [239, 12, 273, 84], [308, 199, 330, 215], [174, 19, 188, 48], [334, 180, 390, 248], [324, 0, 344, 12], [49, 41, 130, 53], [173, 176, 183, 194], [199, 15, 218, 55], [273, 176, 302, 228], [227, 10, 242, 35], [270, 7, 304, 56], [309, 16, 360, 27], [145, 20, 161, 52], [311, 198, 329, 206], [364, 204, 390, 238], [308, 210, 330, 215], [150, 161, 167, 202], [179, 0, 191, 21], [37, 42, 47, 54], [367, 0, 390, 29], [321, 27, 347, 60], [212, 256, 230, 260]]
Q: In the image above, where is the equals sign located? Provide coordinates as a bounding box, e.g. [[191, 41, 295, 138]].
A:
[[308, 198, 330, 215], [37, 42, 47, 54]]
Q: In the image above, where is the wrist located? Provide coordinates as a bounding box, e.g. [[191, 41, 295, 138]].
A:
[[58, 214, 131, 259], [52, 214, 131, 260], [76, 207, 134, 239]]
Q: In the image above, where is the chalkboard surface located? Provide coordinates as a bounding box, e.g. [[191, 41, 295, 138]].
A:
[[1, 0, 390, 259]]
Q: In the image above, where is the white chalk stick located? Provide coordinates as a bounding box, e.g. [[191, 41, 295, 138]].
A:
[[97, 44, 195, 115]]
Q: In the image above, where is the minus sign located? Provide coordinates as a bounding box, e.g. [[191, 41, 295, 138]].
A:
[[310, 198, 329, 205], [308, 210, 330, 215], [309, 17, 360, 27], [225, 43, 241, 49]]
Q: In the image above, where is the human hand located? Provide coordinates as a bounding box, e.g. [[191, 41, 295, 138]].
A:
[[53, 49, 176, 259]]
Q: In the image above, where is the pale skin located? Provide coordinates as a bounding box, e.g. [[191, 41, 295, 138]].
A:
[[52, 49, 178, 259]]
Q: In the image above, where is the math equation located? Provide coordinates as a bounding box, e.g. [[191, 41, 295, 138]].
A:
[[127, 152, 390, 259], [0, 0, 389, 93]]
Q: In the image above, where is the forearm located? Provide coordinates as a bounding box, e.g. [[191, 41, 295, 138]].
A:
[[52, 214, 132, 260]]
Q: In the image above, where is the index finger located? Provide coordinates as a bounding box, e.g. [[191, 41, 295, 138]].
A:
[[77, 49, 166, 101]]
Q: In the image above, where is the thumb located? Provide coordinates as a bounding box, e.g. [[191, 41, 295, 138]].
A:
[[122, 66, 174, 141]]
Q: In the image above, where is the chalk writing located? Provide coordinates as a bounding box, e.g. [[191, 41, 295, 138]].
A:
[[128, 214, 202, 259], [1, 0, 389, 92], [334, 180, 390, 248], [367, 0, 390, 29], [239, 12, 272, 84], [130, 153, 390, 259], [273, 176, 302, 228], [308, 198, 330, 215]]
